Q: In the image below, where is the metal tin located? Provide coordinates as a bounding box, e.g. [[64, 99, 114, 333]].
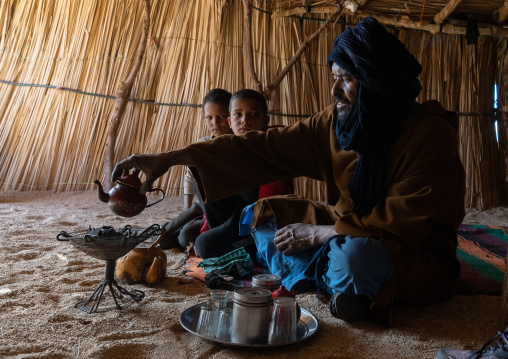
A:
[[231, 287, 272, 344], [251, 274, 281, 292]]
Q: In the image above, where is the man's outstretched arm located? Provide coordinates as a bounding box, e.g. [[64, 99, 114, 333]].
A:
[[112, 149, 195, 194]]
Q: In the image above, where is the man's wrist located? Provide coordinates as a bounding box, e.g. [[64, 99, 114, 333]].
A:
[[167, 148, 194, 167], [313, 225, 337, 246]]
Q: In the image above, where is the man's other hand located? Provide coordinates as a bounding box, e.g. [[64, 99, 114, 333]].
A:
[[273, 223, 336, 256]]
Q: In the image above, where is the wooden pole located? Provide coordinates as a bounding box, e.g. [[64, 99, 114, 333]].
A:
[[346, 10, 508, 37], [262, 6, 343, 99], [275, 5, 508, 37], [242, 0, 263, 94], [271, 5, 339, 18], [104, 0, 151, 190], [493, 0, 508, 24], [433, 0, 464, 24]]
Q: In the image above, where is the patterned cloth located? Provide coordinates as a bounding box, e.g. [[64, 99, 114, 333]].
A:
[[457, 224, 508, 295], [197, 247, 253, 277], [184, 252, 269, 287]]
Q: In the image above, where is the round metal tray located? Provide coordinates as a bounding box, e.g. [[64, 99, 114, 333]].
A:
[[179, 299, 319, 347]]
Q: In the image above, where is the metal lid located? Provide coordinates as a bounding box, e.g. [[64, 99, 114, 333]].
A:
[[251, 274, 281, 287], [233, 287, 272, 304], [116, 170, 142, 188]]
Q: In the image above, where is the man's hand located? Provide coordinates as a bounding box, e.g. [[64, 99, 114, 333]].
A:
[[111, 148, 194, 194], [112, 153, 172, 194], [273, 224, 337, 256], [112, 149, 194, 194]]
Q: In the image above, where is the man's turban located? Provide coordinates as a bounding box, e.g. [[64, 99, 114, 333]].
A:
[[328, 17, 422, 106]]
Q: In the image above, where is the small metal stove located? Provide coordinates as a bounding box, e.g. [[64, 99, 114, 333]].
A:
[[57, 224, 163, 314]]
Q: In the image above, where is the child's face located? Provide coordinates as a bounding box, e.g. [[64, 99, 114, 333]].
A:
[[203, 102, 232, 137], [228, 98, 269, 135]]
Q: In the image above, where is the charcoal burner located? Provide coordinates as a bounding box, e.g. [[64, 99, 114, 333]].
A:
[[57, 224, 163, 313]]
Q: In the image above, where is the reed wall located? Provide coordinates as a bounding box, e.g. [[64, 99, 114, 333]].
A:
[[0, 0, 506, 209]]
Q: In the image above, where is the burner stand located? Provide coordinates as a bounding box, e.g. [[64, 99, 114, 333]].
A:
[[75, 259, 145, 314], [57, 225, 163, 314]]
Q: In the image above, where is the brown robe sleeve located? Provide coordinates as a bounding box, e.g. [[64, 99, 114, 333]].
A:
[[186, 104, 343, 204]]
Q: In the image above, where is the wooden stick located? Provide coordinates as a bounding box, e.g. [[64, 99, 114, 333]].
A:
[[263, 6, 342, 99], [242, 0, 263, 93], [493, 0, 508, 24], [271, 5, 339, 18], [104, 0, 151, 190], [271, 7, 308, 19], [433, 0, 464, 24]]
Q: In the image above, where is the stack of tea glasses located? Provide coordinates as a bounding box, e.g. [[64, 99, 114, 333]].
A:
[[196, 289, 232, 341], [195, 285, 298, 345]]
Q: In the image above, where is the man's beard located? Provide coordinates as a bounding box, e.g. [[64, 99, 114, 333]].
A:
[[337, 107, 351, 121]]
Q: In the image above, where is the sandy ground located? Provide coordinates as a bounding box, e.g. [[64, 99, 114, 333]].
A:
[[0, 190, 507, 359]]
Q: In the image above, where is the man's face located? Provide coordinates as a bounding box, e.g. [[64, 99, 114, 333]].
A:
[[331, 63, 359, 120], [203, 101, 232, 137], [228, 98, 269, 135]]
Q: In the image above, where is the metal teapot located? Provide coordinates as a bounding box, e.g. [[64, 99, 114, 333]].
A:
[[94, 170, 165, 217]]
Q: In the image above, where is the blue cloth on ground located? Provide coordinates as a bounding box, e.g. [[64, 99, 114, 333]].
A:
[[240, 205, 394, 296], [240, 204, 315, 291]]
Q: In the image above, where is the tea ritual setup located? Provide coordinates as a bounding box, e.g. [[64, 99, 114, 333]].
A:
[[54, 171, 319, 348]]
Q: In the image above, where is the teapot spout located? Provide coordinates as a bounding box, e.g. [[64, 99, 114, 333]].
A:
[[94, 180, 110, 203]]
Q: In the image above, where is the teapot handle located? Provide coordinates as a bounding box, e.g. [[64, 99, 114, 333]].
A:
[[146, 187, 165, 208]]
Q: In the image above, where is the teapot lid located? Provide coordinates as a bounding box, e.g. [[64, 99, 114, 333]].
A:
[[116, 170, 142, 188]]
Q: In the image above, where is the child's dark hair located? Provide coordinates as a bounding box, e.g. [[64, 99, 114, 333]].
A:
[[202, 89, 232, 110], [230, 89, 268, 116]]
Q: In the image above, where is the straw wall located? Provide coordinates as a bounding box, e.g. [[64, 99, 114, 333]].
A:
[[0, 0, 506, 209], [400, 31, 507, 209]]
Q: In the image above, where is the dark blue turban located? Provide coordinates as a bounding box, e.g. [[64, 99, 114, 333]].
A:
[[328, 17, 422, 217]]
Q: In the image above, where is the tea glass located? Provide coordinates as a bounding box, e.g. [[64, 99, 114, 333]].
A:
[[215, 308, 233, 341], [268, 297, 297, 344], [196, 304, 217, 338], [210, 289, 229, 310]]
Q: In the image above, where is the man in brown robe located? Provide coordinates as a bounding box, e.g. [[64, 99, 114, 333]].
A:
[[112, 17, 465, 324]]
